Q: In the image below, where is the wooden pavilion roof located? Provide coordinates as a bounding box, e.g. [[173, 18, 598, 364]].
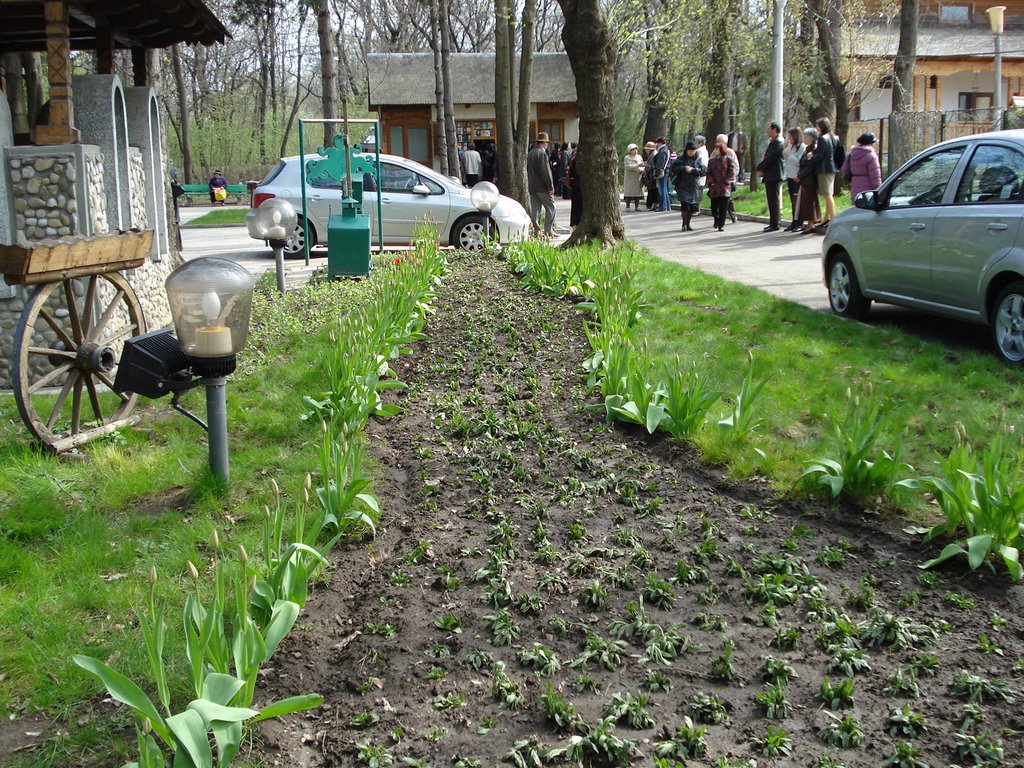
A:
[[0, 0, 230, 52]]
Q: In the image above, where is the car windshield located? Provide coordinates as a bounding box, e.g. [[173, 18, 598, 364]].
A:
[[259, 160, 286, 186]]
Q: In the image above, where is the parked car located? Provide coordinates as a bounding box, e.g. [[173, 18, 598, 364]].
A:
[[249, 153, 531, 255], [822, 129, 1024, 363]]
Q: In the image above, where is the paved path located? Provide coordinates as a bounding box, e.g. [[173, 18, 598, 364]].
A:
[[618, 205, 830, 311], [181, 199, 829, 309]]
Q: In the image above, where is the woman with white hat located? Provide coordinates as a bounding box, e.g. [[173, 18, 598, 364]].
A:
[[623, 143, 644, 211]]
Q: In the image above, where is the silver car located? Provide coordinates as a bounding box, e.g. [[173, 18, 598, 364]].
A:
[[250, 153, 531, 255], [823, 129, 1024, 363]]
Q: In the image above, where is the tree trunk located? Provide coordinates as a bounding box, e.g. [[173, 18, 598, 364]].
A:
[[643, 25, 667, 142], [495, 0, 515, 197], [3, 54, 28, 135], [22, 52, 45, 130], [509, 0, 536, 204], [706, 0, 736, 141], [439, 0, 459, 179], [430, 0, 449, 175], [171, 44, 194, 184], [556, 0, 624, 246], [815, 0, 848, 140], [890, 0, 918, 172], [280, 9, 309, 158], [316, 0, 338, 148]]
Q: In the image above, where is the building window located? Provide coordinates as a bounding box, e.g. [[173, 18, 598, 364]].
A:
[[939, 4, 970, 22], [960, 92, 993, 110], [538, 121, 563, 144]]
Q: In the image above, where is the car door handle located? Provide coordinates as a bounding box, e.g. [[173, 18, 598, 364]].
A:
[[987, 222, 1009, 231], [908, 223, 926, 231]]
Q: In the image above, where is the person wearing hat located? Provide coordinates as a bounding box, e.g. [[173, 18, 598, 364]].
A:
[[756, 122, 786, 232], [706, 134, 739, 232], [527, 132, 556, 237], [669, 141, 706, 231], [840, 132, 882, 202], [623, 143, 645, 211], [652, 136, 671, 211], [642, 141, 660, 210], [208, 169, 228, 205]]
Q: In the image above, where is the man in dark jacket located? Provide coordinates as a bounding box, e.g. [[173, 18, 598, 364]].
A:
[[757, 122, 785, 232], [527, 132, 556, 237], [652, 137, 671, 211]]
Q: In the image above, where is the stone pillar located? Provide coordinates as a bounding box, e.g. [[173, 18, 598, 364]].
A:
[[33, 0, 80, 145], [126, 87, 169, 260], [72, 74, 130, 231], [0, 94, 13, 248]]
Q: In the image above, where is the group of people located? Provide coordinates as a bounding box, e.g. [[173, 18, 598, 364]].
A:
[[783, 117, 881, 234], [459, 142, 496, 186], [623, 116, 883, 236], [526, 133, 582, 237]]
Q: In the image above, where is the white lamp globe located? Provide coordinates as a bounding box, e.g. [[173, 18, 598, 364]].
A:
[[470, 181, 500, 213], [247, 197, 297, 241]]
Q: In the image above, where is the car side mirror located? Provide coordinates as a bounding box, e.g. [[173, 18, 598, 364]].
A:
[[854, 190, 880, 210], [412, 183, 431, 196]]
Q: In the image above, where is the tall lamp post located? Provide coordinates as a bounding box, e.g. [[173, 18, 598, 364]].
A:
[[988, 5, 1006, 129]]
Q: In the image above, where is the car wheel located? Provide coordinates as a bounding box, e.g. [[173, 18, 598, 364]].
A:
[[451, 215, 490, 252], [991, 281, 1024, 364], [827, 252, 870, 320], [283, 219, 315, 259]]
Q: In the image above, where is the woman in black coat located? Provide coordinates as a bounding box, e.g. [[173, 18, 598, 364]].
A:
[[670, 141, 706, 231], [568, 147, 583, 229], [795, 127, 819, 235]]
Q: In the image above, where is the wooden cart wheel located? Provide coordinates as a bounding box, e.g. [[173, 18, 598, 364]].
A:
[[12, 271, 147, 452]]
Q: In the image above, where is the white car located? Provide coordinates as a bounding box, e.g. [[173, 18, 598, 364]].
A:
[[249, 153, 531, 255]]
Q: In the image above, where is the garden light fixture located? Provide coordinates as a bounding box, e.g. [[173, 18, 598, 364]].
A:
[[115, 257, 255, 484], [470, 181, 500, 213], [247, 197, 297, 294]]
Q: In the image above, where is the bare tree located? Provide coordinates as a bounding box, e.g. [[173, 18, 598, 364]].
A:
[[170, 44, 194, 182], [314, 0, 339, 147], [439, 0, 460, 177], [495, 0, 537, 205], [556, 0, 624, 245], [430, 0, 449, 175]]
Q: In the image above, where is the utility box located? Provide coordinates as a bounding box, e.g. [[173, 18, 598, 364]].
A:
[[327, 197, 371, 278]]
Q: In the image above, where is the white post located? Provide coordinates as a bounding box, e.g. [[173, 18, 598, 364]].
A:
[[995, 32, 1003, 129], [770, 0, 786, 126]]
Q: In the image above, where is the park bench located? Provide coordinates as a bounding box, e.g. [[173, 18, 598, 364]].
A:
[[180, 183, 248, 206]]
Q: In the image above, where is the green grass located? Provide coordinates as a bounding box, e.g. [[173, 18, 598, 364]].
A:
[[0, 266, 384, 765], [628, 249, 1024, 502], [183, 208, 250, 226]]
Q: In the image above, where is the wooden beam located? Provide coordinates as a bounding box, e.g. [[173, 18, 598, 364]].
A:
[[32, 0, 79, 145], [131, 46, 147, 86], [95, 20, 114, 74]]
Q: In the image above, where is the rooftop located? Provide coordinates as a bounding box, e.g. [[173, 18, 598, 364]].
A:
[[855, 21, 1024, 59], [0, 0, 230, 51], [367, 52, 577, 107]]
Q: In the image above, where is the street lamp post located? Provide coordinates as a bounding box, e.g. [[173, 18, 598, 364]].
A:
[[247, 198, 297, 295], [988, 5, 1006, 129], [165, 258, 257, 482]]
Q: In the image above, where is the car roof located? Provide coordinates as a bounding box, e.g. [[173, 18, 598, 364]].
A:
[[926, 129, 1024, 151]]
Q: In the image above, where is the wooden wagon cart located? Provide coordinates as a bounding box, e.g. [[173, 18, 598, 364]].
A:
[[0, 231, 154, 452]]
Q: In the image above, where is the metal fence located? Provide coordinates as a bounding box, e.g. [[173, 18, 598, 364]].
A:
[[845, 108, 1011, 178]]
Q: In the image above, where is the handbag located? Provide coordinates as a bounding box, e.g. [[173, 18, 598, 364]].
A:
[[214, 186, 227, 201]]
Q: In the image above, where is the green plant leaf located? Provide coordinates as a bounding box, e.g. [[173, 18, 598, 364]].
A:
[[920, 542, 967, 570], [201, 673, 245, 707], [645, 402, 667, 434], [167, 709, 211, 768], [186, 699, 258, 723], [72, 655, 171, 745], [356, 492, 380, 514], [996, 544, 1022, 580], [264, 600, 300, 660], [966, 534, 993, 570], [250, 693, 325, 723]]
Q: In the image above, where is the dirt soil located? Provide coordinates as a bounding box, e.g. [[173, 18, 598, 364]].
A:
[[256, 251, 1024, 768]]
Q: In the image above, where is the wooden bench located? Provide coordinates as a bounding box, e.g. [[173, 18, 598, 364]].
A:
[[180, 183, 248, 206]]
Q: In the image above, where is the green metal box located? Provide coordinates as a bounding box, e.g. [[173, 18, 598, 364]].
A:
[[327, 199, 371, 278]]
